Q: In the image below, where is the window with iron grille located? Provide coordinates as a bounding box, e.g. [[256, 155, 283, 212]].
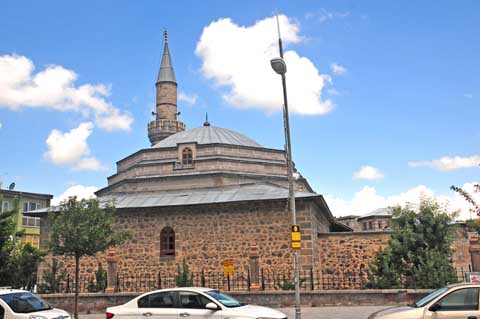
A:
[[160, 227, 175, 256]]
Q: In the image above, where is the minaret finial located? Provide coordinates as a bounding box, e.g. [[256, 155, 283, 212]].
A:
[[203, 113, 210, 126]]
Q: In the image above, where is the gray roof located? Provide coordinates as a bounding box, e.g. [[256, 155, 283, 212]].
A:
[[357, 207, 393, 220], [100, 183, 316, 208], [152, 126, 263, 148], [27, 183, 316, 212], [157, 42, 176, 83]]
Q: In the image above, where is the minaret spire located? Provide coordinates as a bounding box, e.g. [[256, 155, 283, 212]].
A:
[[157, 30, 176, 84], [148, 30, 186, 146]]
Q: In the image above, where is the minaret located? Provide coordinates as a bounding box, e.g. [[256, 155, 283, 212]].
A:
[[148, 30, 185, 145]]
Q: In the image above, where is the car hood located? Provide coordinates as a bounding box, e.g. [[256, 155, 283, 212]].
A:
[[224, 304, 287, 318], [368, 306, 423, 319], [25, 308, 71, 319]]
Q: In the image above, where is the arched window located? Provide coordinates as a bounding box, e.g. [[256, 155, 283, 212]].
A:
[[160, 227, 175, 256], [182, 148, 193, 165]]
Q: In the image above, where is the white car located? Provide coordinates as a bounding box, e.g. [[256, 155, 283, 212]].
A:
[[0, 289, 70, 319], [106, 287, 287, 319]]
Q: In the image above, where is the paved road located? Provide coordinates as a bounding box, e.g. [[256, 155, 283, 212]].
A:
[[79, 306, 389, 319]]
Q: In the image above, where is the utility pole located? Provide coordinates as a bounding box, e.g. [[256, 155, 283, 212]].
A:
[[270, 15, 301, 319]]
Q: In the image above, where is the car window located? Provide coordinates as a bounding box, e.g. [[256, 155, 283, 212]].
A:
[[436, 288, 479, 311], [138, 292, 174, 308], [0, 304, 4, 319], [178, 292, 211, 309], [0, 292, 51, 313], [415, 287, 449, 307], [206, 291, 243, 308]]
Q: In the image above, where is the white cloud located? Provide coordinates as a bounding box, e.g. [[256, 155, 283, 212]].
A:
[[327, 88, 340, 96], [305, 9, 350, 23], [0, 54, 132, 131], [353, 165, 384, 180], [0, 121, 2, 129], [52, 184, 98, 205], [325, 182, 480, 221], [44, 122, 106, 171], [195, 15, 334, 115], [409, 155, 480, 171], [330, 63, 347, 75], [178, 92, 197, 105]]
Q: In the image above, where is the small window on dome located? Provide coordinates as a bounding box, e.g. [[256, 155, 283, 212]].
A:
[[182, 148, 193, 165]]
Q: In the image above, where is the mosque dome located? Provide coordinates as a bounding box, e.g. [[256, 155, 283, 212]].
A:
[[152, 125, 263, 148]]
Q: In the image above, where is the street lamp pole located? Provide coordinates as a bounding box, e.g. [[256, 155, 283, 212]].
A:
[[271, 16, 301, 319]]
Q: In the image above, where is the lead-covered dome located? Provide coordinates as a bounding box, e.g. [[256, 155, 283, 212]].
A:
[[152, 126, 263, 148]]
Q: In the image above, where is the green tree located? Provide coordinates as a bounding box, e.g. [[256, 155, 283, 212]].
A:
[[0, 196, 19, 286], [87, 263, 107, 292], [37, 258, 68, 293], [48, 197, 129, 319], [175, 258, 193, 287], [8, 242, 45, 290], [369, 201, 457, 289]]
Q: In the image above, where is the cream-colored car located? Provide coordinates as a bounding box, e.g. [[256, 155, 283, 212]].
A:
[[368, 283, 480, 319]]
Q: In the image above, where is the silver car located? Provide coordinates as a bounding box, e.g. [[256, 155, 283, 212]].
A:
[[369, 283, 480, 319]]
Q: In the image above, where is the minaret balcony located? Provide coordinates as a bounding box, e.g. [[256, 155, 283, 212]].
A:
[[148, 119, 186, 145]]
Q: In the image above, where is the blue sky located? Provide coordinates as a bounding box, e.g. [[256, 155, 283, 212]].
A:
[[0, 1, 478, 217]]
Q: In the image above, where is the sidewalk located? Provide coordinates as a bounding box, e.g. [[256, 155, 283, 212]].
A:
[[79, 306, 389, 319]]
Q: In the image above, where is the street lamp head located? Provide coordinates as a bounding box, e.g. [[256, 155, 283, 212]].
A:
[[270, 57, 287, 75]]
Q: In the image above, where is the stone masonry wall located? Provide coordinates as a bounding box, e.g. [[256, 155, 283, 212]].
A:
[[316, 229, 472, 277], [40, 199, 321, 287], [316, 232, 391, 274]]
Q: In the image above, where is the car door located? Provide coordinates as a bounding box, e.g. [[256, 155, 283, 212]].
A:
[[426, 287, 480, 319], [135, 291, 178, 319], [0, 300, 11, 319], [176, 291, 222, 319]]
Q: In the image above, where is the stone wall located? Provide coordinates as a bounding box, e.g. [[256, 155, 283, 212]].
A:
[[451, 225, 473, 271], [316, 231, 391, 274], [316, 229, 473, 277], [40, 199, 323, 284]]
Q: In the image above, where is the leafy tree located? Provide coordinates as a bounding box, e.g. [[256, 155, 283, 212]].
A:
[[0, 196, 17, 285], [87, 263, 107, 292], [37, 258, 68, 293], [175, 258, 193, 287], [8, 242, 45, 290], [369, 201, 457, 289], [48, 197, 129, 319]]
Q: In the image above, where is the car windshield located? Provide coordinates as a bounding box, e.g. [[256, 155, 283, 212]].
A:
[[205, 291, 244, 308], [414, 287, 449, 307], [0, 292, 52, 313]]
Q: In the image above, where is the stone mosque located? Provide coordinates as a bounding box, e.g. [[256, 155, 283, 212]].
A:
[[35, 32, 473, 288], [91, 31, 349, 277]]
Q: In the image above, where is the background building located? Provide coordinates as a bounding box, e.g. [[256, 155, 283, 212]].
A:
[[337, 208, 393, 232], [0, 185, 52, 248]]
